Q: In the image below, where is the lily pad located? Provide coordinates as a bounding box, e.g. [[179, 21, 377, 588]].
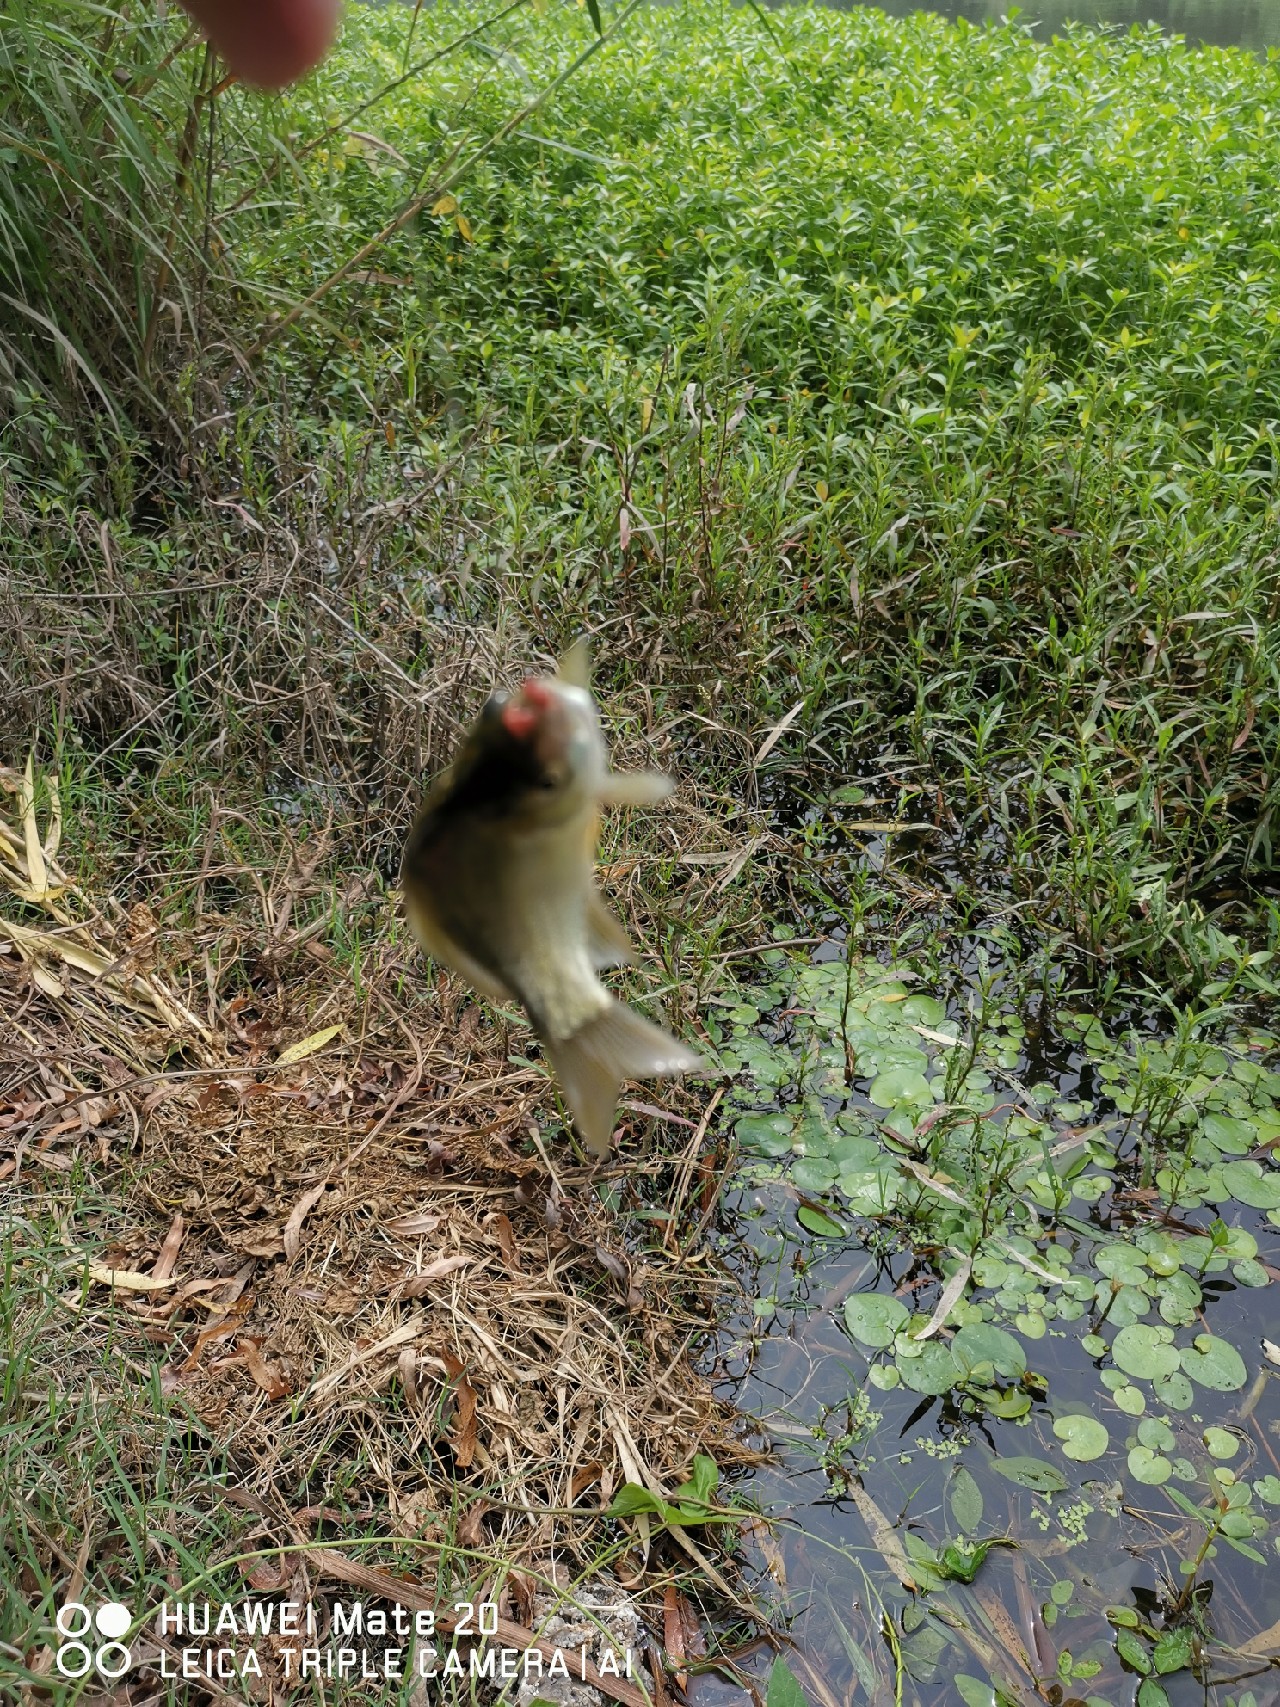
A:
[[900, 994, 947, 1026], [736, 1115, 793, 1158], [952, 1322, 1028, 1383], [1200, 1113, 1256, 1154], [1112, 1324, 1180, 1383], [897, 1339, 959, 1395], [792, 1158, 839, 1193], [1203, 1427, 1239, 1461], [1217, 1160, 1280, 1210], [1151, 1371, 1195, 1411], [843, 1293, 909, 1349], [1180, 1334, 1247, 1392], [1137, 1417, 1175, 1452], [1053, 1413, 1110, 1462], [868, 1067, 935, 1110], [1128, 1445, 1172, 1485], [797, 1203, 846, 1238]]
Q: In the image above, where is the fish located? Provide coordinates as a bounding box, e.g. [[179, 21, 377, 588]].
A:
[[400, 641, 703, 1157]]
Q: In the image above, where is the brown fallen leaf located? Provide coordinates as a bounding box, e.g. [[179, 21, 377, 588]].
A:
[[848, 1476, 916, 1591], [283, 1180, 331, 1262], [442, 1352, 478, 1468], [238, 1337, 291, 1400], [394, 1253, 476, 1297], [385, 1210, 444, 1236], [152, 1213, 185, 1281], [663, 1584, 704, 1693], [569, 1461, 602, 1504], [182, 1293, 256, 1372], [487, 1211, 522, 1274], [456, 1501, 489, 1549]]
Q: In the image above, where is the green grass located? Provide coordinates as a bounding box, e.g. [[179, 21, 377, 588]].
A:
[[7, 0, 1279, 990]]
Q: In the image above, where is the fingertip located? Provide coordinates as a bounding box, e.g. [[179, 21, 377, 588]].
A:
[[180, 0, 341, 88]]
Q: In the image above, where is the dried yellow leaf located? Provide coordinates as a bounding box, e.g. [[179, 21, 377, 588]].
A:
[[86, 1263, 176, 1292], [276, 1024, 344, 1066], [21, 753, 47, 899], [454, 213, 473, 242]]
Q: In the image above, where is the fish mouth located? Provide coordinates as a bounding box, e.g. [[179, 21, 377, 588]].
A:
[[500, 675, 554, 743], [499, 674, 576, 775]]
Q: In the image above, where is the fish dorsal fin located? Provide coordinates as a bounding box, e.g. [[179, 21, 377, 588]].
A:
[[557, 636, 592, 690]]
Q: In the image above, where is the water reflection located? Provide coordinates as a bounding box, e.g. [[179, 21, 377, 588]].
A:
[[836, 0, 1280, 53]]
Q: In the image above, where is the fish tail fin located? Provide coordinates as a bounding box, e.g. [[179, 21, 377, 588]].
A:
[[546, 1002, 703, 1159]]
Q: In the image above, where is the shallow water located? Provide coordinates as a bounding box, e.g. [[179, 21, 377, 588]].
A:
[[694, 923, 1280, 1706], [834, 0, 1280, 52]]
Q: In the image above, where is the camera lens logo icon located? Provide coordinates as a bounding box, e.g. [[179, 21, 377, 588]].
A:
[[55, 1601, 133, 1679]]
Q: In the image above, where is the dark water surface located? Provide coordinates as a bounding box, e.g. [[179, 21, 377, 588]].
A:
[[837, 0, 1280, 51]]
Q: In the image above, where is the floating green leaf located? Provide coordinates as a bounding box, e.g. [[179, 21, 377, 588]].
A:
[[991, 1456, 1068, 1494], [868, 1066, 935, 1109], [952, 1322, 1028, 1383], [736, 1115, 793, 1158], [1203, 1427, 1239, 1461], [797, 1203, 846, 1238], [1112, 1324, 1181, 1382], [1053, 1413, 1110, 1462], [898, 1340, 959, 1395], [1180, 1334, 1247, 1391], [949, 1466, 984, 1535], [1218, 1160, 1280, 1209], [1128, 1445, 1172, 1486], [843, 1294, 908, 1349]]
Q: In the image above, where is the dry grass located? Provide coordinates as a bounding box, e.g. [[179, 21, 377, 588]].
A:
[[0, 757, 765, 1701]]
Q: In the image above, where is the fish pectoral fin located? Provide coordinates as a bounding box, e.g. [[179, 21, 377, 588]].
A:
[[545, 1001, 704, 1159], [557, 636, 592, 689], [402, 892, 517, 1004], [586, 889, 636, 969], [598, 770, 673, 808]]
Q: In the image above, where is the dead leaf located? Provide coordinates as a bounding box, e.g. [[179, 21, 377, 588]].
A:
[[663, 1585, 703, 1692], [753, 698, 806, 769], [595, 1244, 629, 1285], [85, 1262, 176, 1293], [385, 1210, 444, 1236], [456, 1502, 489, 1549], [848, 1476, 916, 1591], [569, 1461, 602, 1503], [20, 753, 48, 899], [238, 1338, 291, 1400], [152, 1213, 185, 1281], [912, 1254, 972, 1341], [276, 1025, 344, 1066], [283, 1181, 331, 1262], [182, 1293, 256, 1371], [488, 1212, 521, 1274], [442, 1352, 478, 1468], [395, 1253, 473, 1297]]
